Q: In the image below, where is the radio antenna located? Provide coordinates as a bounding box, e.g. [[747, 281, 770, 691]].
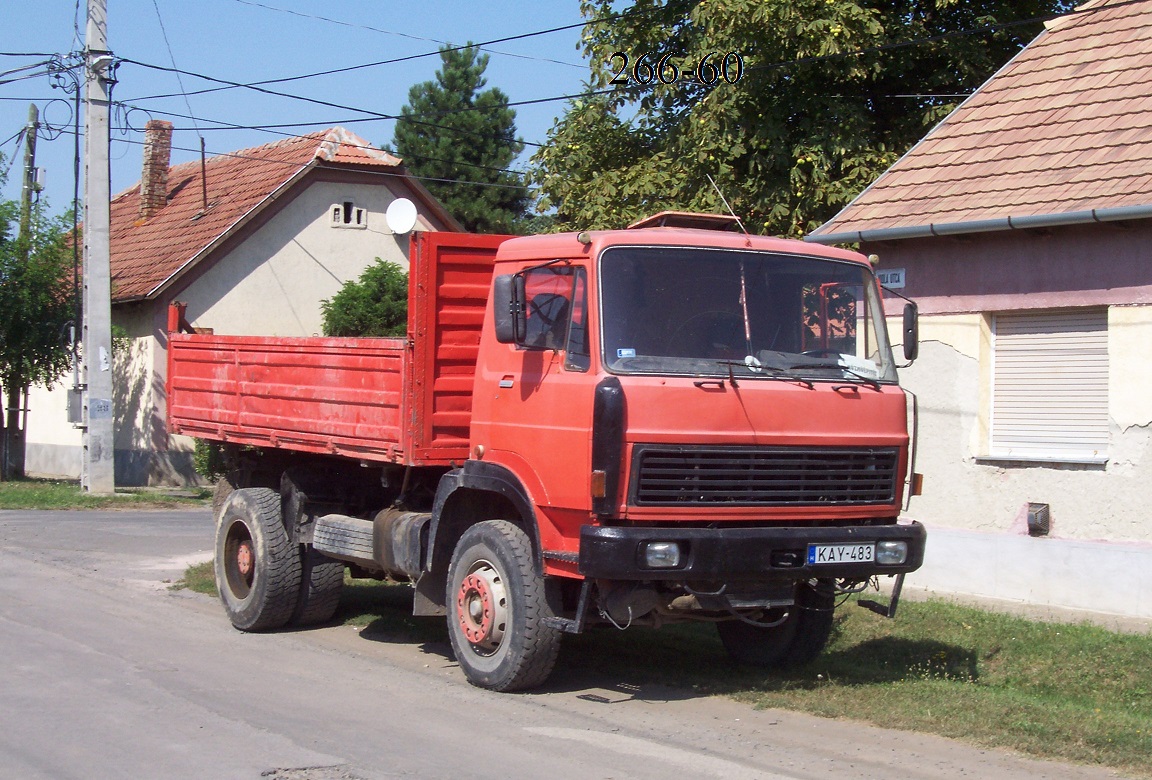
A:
[[706, 174, 750, 237]]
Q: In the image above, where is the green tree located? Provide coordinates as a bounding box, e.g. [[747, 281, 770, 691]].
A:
[[320, 258, 409, 337], [533, 0, 1076, 237], [392, 44, 530, 234], [0, 161, 77, 479]]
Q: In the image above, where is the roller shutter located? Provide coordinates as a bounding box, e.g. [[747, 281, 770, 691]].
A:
[[990, 309, 1109, 462]]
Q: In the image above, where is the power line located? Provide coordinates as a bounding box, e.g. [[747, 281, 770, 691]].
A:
[[1, 60, 52, 80], [119, 57, 544, 149], [99, 132, 534, 192], [109, 104, 533, 180], [117, 1, 1092, 138], [122, 2, 692, 105], [0, 70, 52, 88], [225, 0, 584, 71], [149, 0, 203, 139]]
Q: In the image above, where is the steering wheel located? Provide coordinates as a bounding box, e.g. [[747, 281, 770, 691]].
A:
[[529, 295, 567, 327]]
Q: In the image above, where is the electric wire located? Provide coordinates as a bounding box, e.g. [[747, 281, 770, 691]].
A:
[[122, 1, 695, 104], [226, 0, 585, 70], [148, 0, 203, 141], [47, 127, 533, 192], [0, 60, 53, 80], [115, 1, 1079, 133], [5, 0, 1134, 203], [118, 57, 541, 149], [112, 103, 532, 180], [0, 68, 54, 88]]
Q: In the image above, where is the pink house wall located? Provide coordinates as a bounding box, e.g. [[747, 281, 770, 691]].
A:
[[866, 220, 1152, 315]]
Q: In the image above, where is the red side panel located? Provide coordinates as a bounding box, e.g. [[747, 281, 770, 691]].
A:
[[168, 334, 408, 461], [167, 232, 510, 467], [406, 232, 511, 465]]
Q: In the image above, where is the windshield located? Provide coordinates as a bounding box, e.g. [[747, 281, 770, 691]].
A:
[[599, 246, 897, 383]]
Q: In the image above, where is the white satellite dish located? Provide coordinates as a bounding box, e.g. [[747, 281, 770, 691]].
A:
[[386, 198, 418, 234]]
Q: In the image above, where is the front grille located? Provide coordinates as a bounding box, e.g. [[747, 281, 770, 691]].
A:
[[630, 445, 899, 507]]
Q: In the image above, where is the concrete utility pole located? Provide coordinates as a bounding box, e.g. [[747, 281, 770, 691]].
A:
[[82, 0, 115, 493], [18, 104, 39, 244]]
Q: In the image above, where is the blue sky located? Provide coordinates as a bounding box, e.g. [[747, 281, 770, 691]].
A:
[[0, 1, 590, 209]]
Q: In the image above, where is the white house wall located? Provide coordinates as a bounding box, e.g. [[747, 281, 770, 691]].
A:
[[24, 380, 81, 479], [25, 177, 438, 486], [179, 180, 417, 336], [892, 307, 1152, 618]]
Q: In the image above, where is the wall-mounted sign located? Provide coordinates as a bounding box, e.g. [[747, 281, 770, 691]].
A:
[[877, 268, 906, 289]]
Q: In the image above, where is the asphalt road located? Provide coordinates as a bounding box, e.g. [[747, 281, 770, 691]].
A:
[[0, 509, 1126, 780]]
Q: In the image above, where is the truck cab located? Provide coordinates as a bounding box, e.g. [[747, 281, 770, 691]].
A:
[[431, 214, 925, 687]]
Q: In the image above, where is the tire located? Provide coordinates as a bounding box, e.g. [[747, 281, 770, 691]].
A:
[[291, 547, 345, 626], [446, 520, 561, 692], [214, 487, 301, 631], [717, 580, 835, 668]]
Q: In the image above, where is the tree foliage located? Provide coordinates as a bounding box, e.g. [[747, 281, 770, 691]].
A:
[[392, 45, 530, 234], [320, 258, 409, 337], [0, 159, 78, 478], [532, 0, 1076, 237]]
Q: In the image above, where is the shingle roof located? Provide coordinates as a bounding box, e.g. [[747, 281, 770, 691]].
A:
[[109, 127, 403, 302], [809, 0, 1152, 244]]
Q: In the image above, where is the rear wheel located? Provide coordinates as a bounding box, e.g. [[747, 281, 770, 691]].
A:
[[291, 547, 345, 626], [446, 520, 560, 692], [214, 487, 301, 631], [717, 580, 835, 667]]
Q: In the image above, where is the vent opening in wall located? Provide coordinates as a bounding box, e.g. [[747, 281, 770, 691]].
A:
[[331, 200, 366, 228], [1027, 502, 1051, 537]]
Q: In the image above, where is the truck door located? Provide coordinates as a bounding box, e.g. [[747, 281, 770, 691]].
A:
[[481, 264, 594, 529]]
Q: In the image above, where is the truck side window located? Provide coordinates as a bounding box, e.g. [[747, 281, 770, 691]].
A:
[[564, 270, 590, 372], [521, 266, 589, 372]]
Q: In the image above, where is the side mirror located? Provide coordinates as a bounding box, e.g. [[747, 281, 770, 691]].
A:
[[493, 274, 526, 345], [902, 302, 919, 363]]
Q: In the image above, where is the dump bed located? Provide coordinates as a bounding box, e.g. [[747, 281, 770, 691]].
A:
[[167, 232, 509, 467]]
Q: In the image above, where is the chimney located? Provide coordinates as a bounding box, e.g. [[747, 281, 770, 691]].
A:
[[139, 119, 173, 220]]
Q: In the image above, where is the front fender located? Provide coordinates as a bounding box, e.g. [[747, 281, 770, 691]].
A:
[[428, 461, 543, 576]]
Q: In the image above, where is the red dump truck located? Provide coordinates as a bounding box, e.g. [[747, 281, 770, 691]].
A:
[[168, 215, 925, 691]]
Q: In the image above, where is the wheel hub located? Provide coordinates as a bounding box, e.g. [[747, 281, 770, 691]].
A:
[[236, 540, 254, 578], [456, 564, 507, 653]]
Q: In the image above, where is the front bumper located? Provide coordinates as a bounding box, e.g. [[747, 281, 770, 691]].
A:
[[578, 521, 926, 581]]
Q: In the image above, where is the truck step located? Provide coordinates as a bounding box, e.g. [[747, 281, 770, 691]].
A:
[[313, 514, 376, 567]]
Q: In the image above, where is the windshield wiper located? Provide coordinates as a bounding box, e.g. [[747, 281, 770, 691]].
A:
[[714, 360, 814, 389], [785, 360, 882, 391], [838, 367, 882, 391]]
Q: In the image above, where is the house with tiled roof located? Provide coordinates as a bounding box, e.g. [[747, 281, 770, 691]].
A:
[[26, 123, 461, 485], [808, 0, 1152, 619]]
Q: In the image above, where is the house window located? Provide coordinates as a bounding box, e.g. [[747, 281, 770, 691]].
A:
[[989, 308, 1109, 463], [331, 200, 367, 229]]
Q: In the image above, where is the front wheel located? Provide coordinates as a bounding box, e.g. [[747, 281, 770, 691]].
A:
[[717, 580, 835, 667], [446, 520, 560, 692], [214, 487, 301, 631]]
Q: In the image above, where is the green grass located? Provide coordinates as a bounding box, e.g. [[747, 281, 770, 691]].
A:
[[0, 477, 211, 510], [184, 563, 1152, 777], [173, 560, 217, 595]]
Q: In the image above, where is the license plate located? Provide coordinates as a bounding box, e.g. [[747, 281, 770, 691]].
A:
[[807, 543, 875, 565]]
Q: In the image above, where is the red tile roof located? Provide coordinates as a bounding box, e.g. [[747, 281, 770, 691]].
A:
[[109, 128, 403, 302], [809, 0, 1152, 244]]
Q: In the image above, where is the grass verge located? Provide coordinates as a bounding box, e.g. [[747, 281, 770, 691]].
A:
[[173, 560, 216, 595], [0, 477, 211, 510], [183, 562, 1152, 778]]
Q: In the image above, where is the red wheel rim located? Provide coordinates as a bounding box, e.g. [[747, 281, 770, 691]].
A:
[[455, 563, 507, 654]]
